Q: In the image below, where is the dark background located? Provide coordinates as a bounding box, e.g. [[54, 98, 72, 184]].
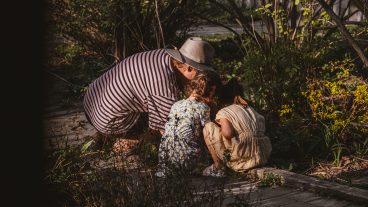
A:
[[2, 1, 45, 206]]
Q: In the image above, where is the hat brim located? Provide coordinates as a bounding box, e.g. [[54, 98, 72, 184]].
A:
[[165, 48, 216, 73]]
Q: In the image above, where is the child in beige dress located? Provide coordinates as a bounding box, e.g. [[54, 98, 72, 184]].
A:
[[202, 78, 272, 177]]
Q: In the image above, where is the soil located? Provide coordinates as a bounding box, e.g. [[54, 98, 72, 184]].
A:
[[307, 156, 368, 190]]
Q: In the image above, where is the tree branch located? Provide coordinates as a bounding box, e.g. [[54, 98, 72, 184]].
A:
[[317, 0, 368, 68], [351, 0, 368, 20]]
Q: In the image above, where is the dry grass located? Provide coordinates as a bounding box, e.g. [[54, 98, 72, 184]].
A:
[[44, 134, 258, 206], [308, 155, 368, 189]]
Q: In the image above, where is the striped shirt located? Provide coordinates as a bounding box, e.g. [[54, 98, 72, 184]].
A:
[[83, 49, 179, 135]]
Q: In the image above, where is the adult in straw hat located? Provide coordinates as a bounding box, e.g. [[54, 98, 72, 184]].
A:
[[83, 37, 220, 150]]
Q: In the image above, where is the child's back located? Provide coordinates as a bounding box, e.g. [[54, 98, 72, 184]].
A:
[[159, 98, 210, 168], [155, 72, 219, 177]]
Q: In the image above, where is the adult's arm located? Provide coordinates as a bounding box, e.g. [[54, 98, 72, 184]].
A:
[[218, 118, 235, 139], [147, 95, 176, 132]]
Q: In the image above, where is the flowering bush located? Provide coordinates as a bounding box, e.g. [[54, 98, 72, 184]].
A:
[[303, 59, 368, 163]]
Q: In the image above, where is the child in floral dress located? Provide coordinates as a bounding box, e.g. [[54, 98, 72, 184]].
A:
[[155, 73, 218, 177]]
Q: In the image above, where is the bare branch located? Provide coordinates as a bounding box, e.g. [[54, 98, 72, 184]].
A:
[[317, 0, 368, 68], [154, 0, 165, 48]]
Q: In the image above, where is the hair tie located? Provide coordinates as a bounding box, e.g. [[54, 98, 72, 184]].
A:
[[171, 44, 178, 50]]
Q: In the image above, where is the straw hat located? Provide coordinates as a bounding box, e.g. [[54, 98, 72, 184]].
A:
[[165, 37, 215, 72]]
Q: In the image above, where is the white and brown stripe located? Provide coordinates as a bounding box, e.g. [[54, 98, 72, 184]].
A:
[[83, 49, 178, 135]]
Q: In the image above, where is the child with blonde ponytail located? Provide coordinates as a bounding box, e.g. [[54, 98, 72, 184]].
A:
[[155, 72, 219, 178]]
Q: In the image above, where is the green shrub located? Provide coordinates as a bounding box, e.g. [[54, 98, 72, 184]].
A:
[[259, 172, 284, 187]]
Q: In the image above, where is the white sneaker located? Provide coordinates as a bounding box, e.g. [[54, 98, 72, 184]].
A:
[[202, 164, 225, 178]]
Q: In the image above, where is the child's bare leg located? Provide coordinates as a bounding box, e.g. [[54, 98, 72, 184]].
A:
[[203, 127, 223, 169]]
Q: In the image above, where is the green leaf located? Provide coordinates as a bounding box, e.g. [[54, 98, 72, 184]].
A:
[[295, 0, 300, 5], [81, 140, 94, 153], [288, 163, 294, 171], [265, 3, 272, 8]]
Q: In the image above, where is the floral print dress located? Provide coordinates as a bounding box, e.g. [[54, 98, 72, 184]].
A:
[[157, 98, 210, 173]]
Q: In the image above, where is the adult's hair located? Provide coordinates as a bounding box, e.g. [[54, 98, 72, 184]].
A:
[[219, 78, 248, 107]]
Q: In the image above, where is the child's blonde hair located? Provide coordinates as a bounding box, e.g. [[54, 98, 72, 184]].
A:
[[184, 72, 218, 103]]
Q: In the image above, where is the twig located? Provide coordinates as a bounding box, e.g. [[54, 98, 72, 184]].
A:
[[353, 156, 368, 162], [274, 0, 278, 43], [80, 151, 103, 158], [154, 0, 165, 47], [291, 10, 302, 41], [251, 15, 262, 50], [43, 69, 76, 87]]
